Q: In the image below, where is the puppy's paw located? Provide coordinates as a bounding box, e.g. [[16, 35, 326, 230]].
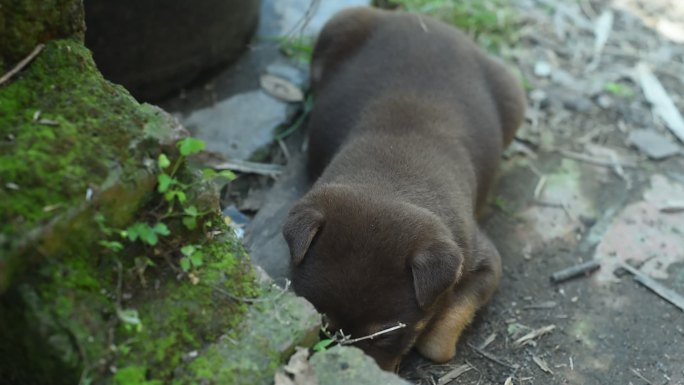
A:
[[415, 299, 477, 363], [415, 336, 457, 363]]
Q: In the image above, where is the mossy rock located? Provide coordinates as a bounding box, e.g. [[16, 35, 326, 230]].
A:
[[0, 39, 185, 291], [176, 277, 321, 385], [0, 0, 85, 70], [0, 36, 323, 385], [310, 346, 412, 385]]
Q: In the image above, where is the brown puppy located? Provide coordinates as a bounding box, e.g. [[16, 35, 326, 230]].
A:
[[283, 7, 525, 371]]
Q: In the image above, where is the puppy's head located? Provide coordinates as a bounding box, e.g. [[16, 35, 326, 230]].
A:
[[283, 184, 463, 371]]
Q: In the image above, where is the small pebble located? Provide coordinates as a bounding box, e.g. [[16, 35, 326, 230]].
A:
[[597, 94, 613, 108], [534, 61, 553, 78], [530, 89, 547, 103]]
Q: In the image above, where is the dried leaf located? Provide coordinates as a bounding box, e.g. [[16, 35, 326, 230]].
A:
[[437, 364, 472, 385], [593, 11, 614, 56], [628, 129, 681, 160], [533, 355, 554, 374], [281, 347, 318, 385], [261, 74, 304, 102], [637, 63, 684, 143]]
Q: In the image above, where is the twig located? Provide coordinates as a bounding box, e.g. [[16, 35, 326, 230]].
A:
[[464, 360, 482, 385], [0, 44, 45, 86], [277, 139, 291, 162], [619, 263, 684, 312], [478, 332, 497, 350], [558, 150, 636, 168], [212, 159, 284, 177], [283, 0, 320, 41], [659, 200, 684, 213], [211, 279, 291, 304], [437, 364, 472, 385], [550, 260, 601, 283], [467, 343, 517, 369], [630, 368, 654, 385], [533, 200, 573, 219], [523, 301, 558, 310], [513, 325, 556, 347], [340, 322, 407, 345], [533, 175, 547, 199]]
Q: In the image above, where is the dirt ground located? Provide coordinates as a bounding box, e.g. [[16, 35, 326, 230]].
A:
[[165, 0, 684, 384]]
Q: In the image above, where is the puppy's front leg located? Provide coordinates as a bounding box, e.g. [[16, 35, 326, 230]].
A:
[[415, 230, 502, 363]]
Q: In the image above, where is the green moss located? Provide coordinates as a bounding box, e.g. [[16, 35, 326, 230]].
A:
[[175, 287, 320, 385], [113, 366, 163, 385], [0, 40, 177, 291], [0, 37, 260, 384], [107, 234, 257, 383], [0, 40, 154, 237], [0, 0, 85, 69]]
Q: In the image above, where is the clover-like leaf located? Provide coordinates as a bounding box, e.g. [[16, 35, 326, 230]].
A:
[[180, 257, 191, 272], [178, 137, 205, 156], [157, 174, 173, 193], [158, 153, 171, 168]]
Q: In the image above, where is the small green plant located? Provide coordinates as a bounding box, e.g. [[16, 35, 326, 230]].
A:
[[313, 338, 335, 352], [604, 81, 634, 98], [277, 36, 315, 64], [179, 244, 204, 273], [387, 0, 518, 52], [122, 222, 170, 246], [96, 137, 237, 279], [275, 94, 314, 141]]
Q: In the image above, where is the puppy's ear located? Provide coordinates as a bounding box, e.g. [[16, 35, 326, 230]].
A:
[[411, 240, 463, 309], [283, 204, 324, 265]]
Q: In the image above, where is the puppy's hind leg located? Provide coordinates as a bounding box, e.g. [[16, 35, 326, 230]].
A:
[[415, 230, 502, 363]]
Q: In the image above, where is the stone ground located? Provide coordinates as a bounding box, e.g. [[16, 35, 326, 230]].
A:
[[160, 0, 684, 384]]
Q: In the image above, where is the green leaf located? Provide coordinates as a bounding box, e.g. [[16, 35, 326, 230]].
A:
[[157, 174, 173, 193], [189, 251, 204, 267], [139, 231, 158, 246], [158, 153, 171, 168], [118, 344, 131, 356], [164, 190, 187, 203], [313, 339, 334, 352], [218, 170, 237, 181], [94, 213, 112, 236], [180, 257, 191, 272], [125, 223, 143, 242], [184, 205, 199, 217], [152, 222, 170, 236], [182, 216, 197, 230], [180, 245, 196, 256], [98, 240, 124, 252], [126, 222, 160, 246], [178, 137, 205, 156], [202, 168, 217, 178]]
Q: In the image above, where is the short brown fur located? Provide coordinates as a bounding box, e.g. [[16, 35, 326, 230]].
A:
[[283, 7, 525, 371]]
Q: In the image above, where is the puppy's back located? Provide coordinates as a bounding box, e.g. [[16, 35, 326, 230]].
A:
[[307, 8, 525, 180]]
